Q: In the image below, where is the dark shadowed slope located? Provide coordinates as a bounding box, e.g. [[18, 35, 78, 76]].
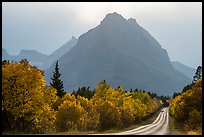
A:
[[45, 12, 191, 96]]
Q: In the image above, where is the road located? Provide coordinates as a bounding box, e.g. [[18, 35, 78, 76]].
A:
[[91, 107, 169, 135]]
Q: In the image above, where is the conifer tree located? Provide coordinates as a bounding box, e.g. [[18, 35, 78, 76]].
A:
[[193, 66, 202, 83], [50, 60, 65, 98]]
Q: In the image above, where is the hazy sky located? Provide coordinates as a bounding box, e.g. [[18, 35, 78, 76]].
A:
[[2, 2, 202, 68]]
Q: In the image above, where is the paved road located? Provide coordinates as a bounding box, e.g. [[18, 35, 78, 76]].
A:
[[91, 107, 169, 135]]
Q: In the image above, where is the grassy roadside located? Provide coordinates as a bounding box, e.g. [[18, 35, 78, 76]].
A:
[[168, 115, 202, 135], [168, 115, 186, 135], [2, 130, 25, 135]]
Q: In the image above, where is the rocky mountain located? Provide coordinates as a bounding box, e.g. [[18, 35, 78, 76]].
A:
[[171, 61, 196, 80], [41, 36, 77, 70], [44, 12, 191, 95], [2, 48, 49, 68]]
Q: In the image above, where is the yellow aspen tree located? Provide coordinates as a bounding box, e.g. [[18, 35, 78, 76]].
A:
[[120, 96, 136, 127], [55, 100, 87, 132], [2, 60, 57, 133], [76, 95, 100, 130], [96, 100, 121, 130]]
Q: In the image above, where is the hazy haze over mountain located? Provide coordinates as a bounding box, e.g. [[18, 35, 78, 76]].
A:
[[41, 36, 77, 70], [2, 48, 11, 60], [171, 61, 196, 80], [2, 2, 201, 69], [2, 48, 49, 68], [45, 12, 191, 96], [2, 36, 77, 70]]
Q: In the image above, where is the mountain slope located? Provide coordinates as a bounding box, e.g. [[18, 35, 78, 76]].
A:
[[45, 12, 191, 96], [49, 36, 77, 60], [171, 61, 196, 79], [41, 36, 77, 70]]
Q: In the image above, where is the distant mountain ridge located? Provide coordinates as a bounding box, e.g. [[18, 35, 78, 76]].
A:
[[45, 12, 191, 96], [171, 61, 196, 80], [2, 36, 77, 70], [41, 36, 77, 70], [2, 48, 49, 68], [50, 36, 77, 60], [2, 48, 11, 60], [18, 49, 48, 62]]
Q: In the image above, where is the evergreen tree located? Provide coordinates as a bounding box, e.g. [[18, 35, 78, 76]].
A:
[[73, 86, 93, 99], [172, 92, 180, 99], [193, 66, 202, 83], [50, 60, 65, 98], [181, 84, 193, 93]]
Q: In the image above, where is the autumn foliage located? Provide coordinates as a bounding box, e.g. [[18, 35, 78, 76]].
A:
[[169, 78, 202, 133], [2, 60, 57, 133], [2, 60, 163, 134]]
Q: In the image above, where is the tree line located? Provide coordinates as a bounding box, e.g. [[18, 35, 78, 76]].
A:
[[2, 59, 169, 134], [169, 66, 202, 134]]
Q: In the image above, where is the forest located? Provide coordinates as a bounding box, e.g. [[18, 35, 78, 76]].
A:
[[169, 77, 202, 134], [2, 59, 201, 134]]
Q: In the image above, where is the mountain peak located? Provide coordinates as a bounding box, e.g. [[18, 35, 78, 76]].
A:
[[105, 12, 124, 18], [127, 18, 137, 24], [100, 12, 126, 24], [45, 12, 191, 96], [71, 36, 77, 40]]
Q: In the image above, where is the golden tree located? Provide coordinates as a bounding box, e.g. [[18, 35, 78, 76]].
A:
[[2, 59, 57, 133], [55, 100, 88, 132]]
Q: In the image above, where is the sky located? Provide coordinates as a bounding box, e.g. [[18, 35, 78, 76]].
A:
[[2, 2, 202, 68]]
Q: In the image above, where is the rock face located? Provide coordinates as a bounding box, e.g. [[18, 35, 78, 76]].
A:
[[45, 12, 191, 95], [171, 61, 196, 80]]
